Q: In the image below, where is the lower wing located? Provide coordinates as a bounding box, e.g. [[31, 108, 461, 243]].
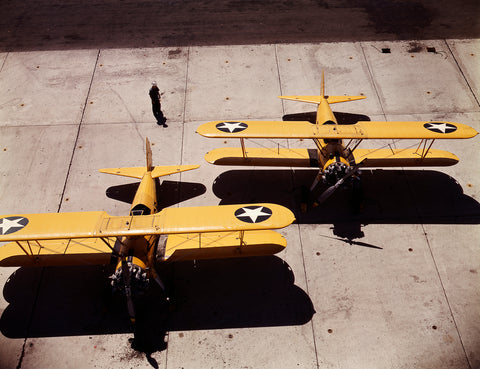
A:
[[204, 147, 458, 168], [159, 230, 286, 262], [0, 237, 116, 267]]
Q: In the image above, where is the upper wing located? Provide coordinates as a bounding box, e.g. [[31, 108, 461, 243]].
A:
[[0, 204, 295, 242], [197, 120, 477, 139]]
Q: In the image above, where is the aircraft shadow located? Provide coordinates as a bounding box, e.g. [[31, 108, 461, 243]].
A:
[[105, 179, 206, 209], [212, 168, 480, 228], [283, 111, 371, 125], [0, 257, 313, 341], [165, 256, 314, 331]]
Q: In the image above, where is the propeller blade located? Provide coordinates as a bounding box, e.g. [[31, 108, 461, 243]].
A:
[[121, 258, 136, 324], [317, 178, 343, 204], [309, 171, 322, 191]]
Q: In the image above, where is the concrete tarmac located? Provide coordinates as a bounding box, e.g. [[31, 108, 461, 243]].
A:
[[0, 23, 479, 369]]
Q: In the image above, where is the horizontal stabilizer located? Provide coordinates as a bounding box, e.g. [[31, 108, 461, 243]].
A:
[[99, 165, 200, 179], [162, 230, 286, 262], [279, 95, 366, 104]]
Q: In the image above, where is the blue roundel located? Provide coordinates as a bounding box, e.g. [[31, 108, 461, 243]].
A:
[[234, 206, 272, 223], [215, 121, 248, 133], [423, 122, 457, 134], [0, 216, 29, 235]]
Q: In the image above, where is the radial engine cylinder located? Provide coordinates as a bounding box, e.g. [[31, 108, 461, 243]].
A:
[[322, 157, 350, 185], [110, 256, 149, 297]]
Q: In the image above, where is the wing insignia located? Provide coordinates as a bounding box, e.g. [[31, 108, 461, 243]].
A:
[[0, 204, 295, 242], [198, 120, 477, 139]]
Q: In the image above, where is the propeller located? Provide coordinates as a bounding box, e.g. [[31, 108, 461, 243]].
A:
[[121, 257, 136, 324], [317, 161, 364, 204]]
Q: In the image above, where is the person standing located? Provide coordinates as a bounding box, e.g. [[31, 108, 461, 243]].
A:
[[149, 81, 167, 127]]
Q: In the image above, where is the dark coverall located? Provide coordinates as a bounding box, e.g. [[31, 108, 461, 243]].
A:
[[149, 85, 166, 125]]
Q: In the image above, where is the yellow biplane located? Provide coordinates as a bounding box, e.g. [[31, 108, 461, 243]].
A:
[[197, 72, 478, 203], [0, 138, 295, 322]]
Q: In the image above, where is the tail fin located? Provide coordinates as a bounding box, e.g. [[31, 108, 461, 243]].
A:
[[146, 137, 153, 172]]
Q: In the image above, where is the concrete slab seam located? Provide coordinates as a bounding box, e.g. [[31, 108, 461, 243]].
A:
[[178, 46, 191, 207], [294, 222, 320, 369], [402, 170, 472, 369], [57, 49, 101, 213], [15, 267, 47, 369], [0, 52, 7, 73], [445, 40, 480, 107], [360, 42, 387, 120], [274, 44, 285, 116]]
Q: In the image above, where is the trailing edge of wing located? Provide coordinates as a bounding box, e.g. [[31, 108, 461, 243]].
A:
[[0, 204, 295, 242]]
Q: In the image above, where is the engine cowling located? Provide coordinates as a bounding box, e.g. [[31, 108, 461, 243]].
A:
[[110, 256, 149, 297], [322, 157, 350, 185]]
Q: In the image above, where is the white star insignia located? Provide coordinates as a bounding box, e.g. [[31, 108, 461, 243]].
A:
[[235, 206, 272, 223], [424, 122, 457, 134], [0, 217, 28, 235], [216, 121, 248, 133]]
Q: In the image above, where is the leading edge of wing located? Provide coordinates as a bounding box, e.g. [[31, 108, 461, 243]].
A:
[[0, 204, 295, 242]]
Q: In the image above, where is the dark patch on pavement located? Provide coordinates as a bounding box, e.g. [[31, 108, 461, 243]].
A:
[[0, 0, 479, 51]]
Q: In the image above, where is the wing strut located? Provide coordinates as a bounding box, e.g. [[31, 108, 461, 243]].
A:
[[240, 138, 247, 158], [239, 230, 246, 246], [415, 139, 436, 159], [15, 241, 36, 260], [100, 237, 117, 254]]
